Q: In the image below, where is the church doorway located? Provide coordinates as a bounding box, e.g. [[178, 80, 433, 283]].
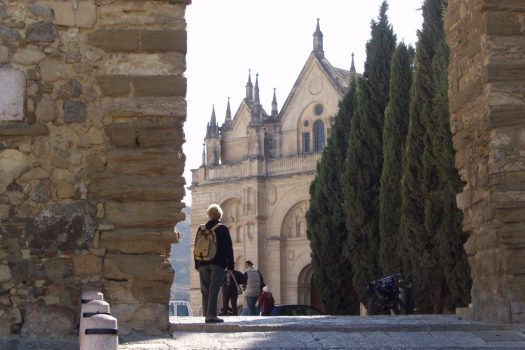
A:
[[296, 263, 324, 312]]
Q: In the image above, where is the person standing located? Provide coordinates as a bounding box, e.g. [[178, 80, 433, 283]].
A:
[[221, 269, 245, 316], [243, 260, 265, 315], [256, 285, 275, 316], [195, 204, 234, 323]]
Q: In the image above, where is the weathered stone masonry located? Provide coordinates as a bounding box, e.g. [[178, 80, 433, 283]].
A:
[[446, 0, 525, 323], [0, 0, 189, 335]]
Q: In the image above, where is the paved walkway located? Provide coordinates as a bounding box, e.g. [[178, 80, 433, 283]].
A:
[[1, 315, 524, 349]]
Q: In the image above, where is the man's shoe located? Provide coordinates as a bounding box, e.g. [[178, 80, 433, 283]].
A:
[[205, 317, 224, 323]]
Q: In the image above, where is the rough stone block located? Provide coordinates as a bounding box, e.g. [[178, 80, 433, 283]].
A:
[[106, 123, 137, 147], [104, 280, 169, 304], [486, 11, 521, 36], [105, 149, 185, 176], [35, 95, 58, 122], [97, 53, 186, 76], [21, 305, 76, 337], [52, 0, 97, 28], [73, 254, 102, 276], [110, 303, 168, 333], [137, 124, 184, 148], [99, 2, 186, 26], [104, 281, 138, 304], [102, 96, 186, 118], [488, 64, 525, 82], [141, 30, 187, 53], [0, 149, 36, 192], [0, 2, 6, 20], [90, 175, 185, 201], [26, 202, 96, 250], [104, 200, 184, 228], [100, 229, 177, 254], [106, 121, 184, 149], [132, 76, 186, 97], [489, 106, 525, 128], [0, 68, 25, 121], [87, 30, 139, 52], [104, 254, 172, 281], [11, 47, 46, 65], [26, 22, 56, 43], [63, 100, 86, 123], [96, 75, 132, 97], [39, 59, 68, 82], [481, 0, 525, 11], [0, 25, 22, 43], [0, 46, 8, 63], [28, 4, 54, 20]]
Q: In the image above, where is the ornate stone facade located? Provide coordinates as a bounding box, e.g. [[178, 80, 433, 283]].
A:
[[446, 0, 525, 323], [0, 0, 189, 335], [190, 22, 354, 312]]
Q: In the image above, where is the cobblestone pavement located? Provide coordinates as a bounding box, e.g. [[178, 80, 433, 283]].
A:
[[1, 315, 524, 349]]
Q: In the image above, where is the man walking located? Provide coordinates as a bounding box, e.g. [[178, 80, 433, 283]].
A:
[[243, 260, 265, 315]]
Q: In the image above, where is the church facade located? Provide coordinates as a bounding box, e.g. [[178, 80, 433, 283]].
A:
[[189, 21, 355, 312]]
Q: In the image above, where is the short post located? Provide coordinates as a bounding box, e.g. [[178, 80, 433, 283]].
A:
[[79, 300, 111, 349], [81, 290, 104, 305], [79, 291, 104, 347], [82, 314, 118, 350]]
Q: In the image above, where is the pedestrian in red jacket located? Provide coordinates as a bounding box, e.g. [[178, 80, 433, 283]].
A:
[[256, 285, 275, 316]]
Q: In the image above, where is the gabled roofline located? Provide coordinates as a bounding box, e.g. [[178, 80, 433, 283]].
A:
[[278, 52, 350, 120]]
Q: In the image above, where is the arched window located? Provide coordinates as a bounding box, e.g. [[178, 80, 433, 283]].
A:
[[313, 120, 324, 152]]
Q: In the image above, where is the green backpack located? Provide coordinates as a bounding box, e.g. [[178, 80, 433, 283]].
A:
[[193, 223, 222, 261]]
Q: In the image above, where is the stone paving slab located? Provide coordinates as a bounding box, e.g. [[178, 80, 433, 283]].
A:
[[168, 315, 518, 333], [1, 315, 525, 349], [118, 330, 525, 349]]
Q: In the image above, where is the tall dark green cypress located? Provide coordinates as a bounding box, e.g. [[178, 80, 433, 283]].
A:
[[342, 1, 396, 303], [429, 40, 471, 311], [401, 0, 441, 313], [306, 76, 360, 315], [401, 0, 471, 313], [379, 42, 414, 274]]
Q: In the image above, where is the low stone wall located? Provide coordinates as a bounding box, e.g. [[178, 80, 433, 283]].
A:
[[446, 0, 525, 323], [0, 0, 189, 335]]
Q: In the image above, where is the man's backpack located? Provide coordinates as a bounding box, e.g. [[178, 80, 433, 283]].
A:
[[194, 223, 222, 261]]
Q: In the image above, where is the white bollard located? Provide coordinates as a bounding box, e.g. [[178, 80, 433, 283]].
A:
[[79, 300, 111, 350], [79, 291, 104, 348], [82, 314, 118, 350], [81, 290, 104, 305]]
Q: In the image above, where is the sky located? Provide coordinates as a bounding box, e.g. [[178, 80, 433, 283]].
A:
[[183, 0, 424, 206]]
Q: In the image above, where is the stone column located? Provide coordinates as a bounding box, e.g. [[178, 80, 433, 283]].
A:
[[0, 0, 189, 336], [446, 0, 525, 323]]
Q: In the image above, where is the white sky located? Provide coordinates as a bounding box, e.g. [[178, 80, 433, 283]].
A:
[[183, 0, 424, 206]]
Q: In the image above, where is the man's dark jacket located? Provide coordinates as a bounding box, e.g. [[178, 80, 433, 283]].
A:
[[194, 219, 234, 270]]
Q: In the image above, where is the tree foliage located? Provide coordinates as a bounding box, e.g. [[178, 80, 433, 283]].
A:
[[401, 0, 471, 313], [306, 77, 360, 314], [342, 1, 397, 303], [379, 42, 414, 274]]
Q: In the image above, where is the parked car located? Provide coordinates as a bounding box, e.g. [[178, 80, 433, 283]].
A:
[[270, 304, 323, 316], [169, 300, 193, 316]]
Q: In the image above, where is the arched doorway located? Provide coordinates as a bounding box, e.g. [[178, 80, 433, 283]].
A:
[[297, 263, 322, 310]]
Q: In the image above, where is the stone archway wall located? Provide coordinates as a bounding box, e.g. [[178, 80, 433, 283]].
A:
[[446, 0, 525, 323], [0, 0, 190, 335]]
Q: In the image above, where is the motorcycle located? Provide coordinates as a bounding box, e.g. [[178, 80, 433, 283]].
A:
[[366, 273, 413, 315]]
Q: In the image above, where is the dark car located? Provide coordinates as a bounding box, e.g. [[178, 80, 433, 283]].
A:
[[270, 304, 323, 316]]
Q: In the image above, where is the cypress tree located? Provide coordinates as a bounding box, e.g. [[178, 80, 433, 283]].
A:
[[401, 0, 441, 314], [401, 0, 471, 313], [429, 40, 471, 311], [379, 42, 414, 274], [306, 76, 360, 314], [342, 1, 396, 303]]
